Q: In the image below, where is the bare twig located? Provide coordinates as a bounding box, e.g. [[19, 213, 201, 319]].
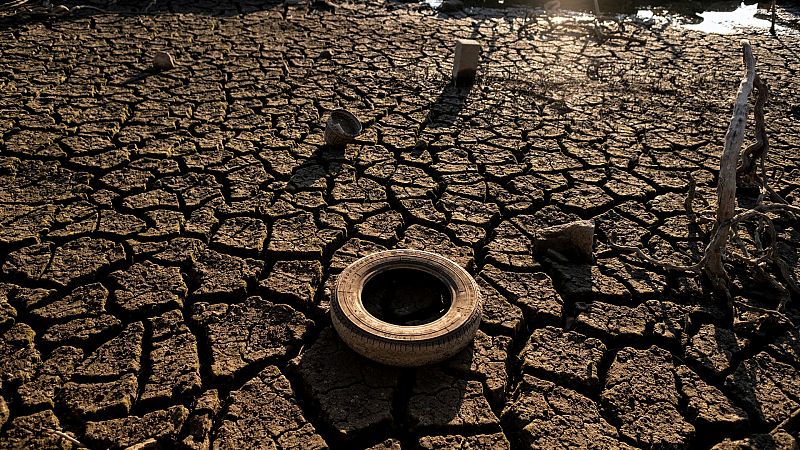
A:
[[734, 300, 797, 328], [772, 407, 800, 436], [47, 429, 88, 449], [737, 74, 769, 186]]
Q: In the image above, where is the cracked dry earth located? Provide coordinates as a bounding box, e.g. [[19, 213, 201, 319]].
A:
[[1, 1, 800, 449]]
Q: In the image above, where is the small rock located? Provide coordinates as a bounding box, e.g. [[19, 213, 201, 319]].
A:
[[52, 5, 70, 15], [318, 50, 332, 59], [535, 219, 595, 262], [153, 52, 175, 71], [452, 38, 481, 80], [438, 0, 463, 12]]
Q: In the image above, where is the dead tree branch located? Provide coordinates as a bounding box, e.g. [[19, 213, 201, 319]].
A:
[[611, 40, 799, 320], [737, 74, 769, 186]]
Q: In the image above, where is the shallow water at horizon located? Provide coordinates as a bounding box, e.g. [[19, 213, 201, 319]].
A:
[[681, 2, 780, 34], [424, 0, 791, 35]]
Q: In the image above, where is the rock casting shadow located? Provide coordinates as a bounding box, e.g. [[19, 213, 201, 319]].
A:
[[424, 80, 473, 129]]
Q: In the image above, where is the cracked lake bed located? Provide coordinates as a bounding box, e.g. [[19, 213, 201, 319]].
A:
[[0, 0, 799, 448]]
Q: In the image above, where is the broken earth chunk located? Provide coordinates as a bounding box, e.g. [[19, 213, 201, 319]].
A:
[[534, 219, 595, 262], [192, 296, 312, 380], [215, 365, 326, 449]]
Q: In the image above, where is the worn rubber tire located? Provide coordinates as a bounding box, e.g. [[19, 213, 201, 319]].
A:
[[331, 249, 482, 367]]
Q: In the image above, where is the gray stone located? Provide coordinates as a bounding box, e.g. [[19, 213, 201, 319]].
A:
[[154, 51, 176, 70], [535, 219, 595, 262]]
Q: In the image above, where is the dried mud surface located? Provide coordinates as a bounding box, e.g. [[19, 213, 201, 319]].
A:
[[0, 1, 799, 448]]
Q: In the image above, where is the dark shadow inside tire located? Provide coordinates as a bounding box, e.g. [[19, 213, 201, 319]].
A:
[[361, 268, 452, 326], [333, 249, 481, 366]]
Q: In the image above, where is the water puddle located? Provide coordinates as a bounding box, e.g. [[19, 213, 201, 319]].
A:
[[423, 0, 793, 35], [681, 2, 779, 34]]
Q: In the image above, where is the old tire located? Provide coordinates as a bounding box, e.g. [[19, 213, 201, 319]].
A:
[[331, 249, 481, 367]]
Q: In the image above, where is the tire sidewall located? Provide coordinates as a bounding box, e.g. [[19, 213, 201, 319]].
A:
[[331, 249, 481, 367]]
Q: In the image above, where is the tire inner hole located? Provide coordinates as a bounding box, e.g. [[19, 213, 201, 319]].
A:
[[361, 268, 452, 326]]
